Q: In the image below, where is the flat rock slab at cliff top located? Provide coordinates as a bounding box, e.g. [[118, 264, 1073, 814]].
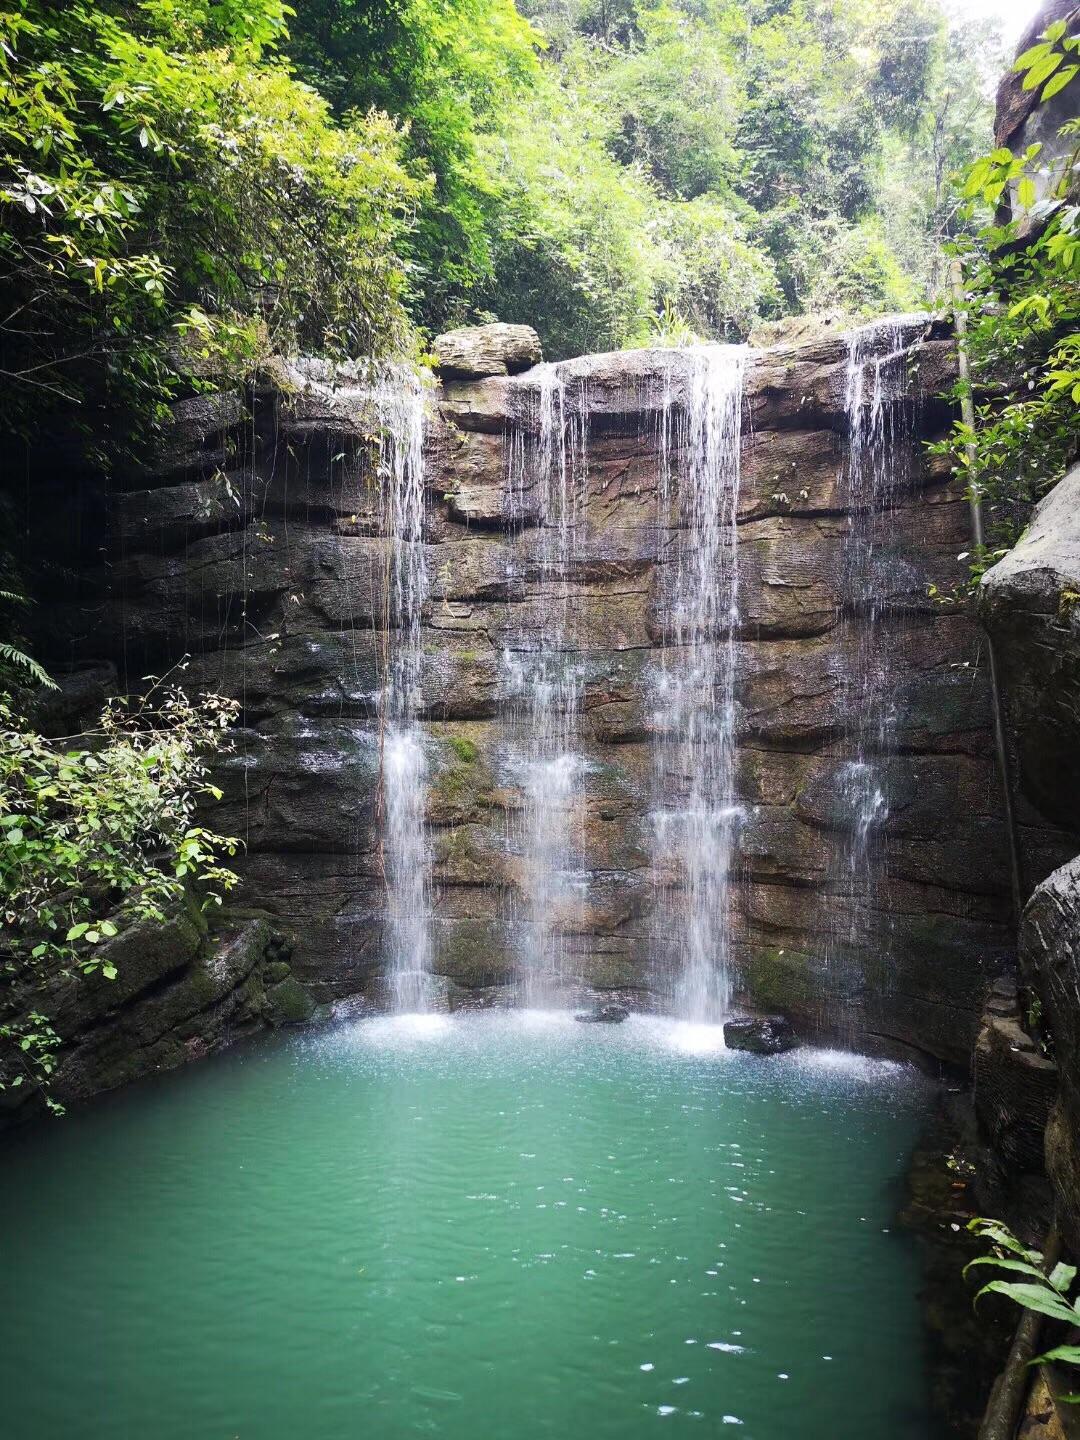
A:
[[433, 323, 543, 379], [436, 329, 956, 437]]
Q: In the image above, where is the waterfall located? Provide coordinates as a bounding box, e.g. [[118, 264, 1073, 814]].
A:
[[832, 318, 923, 970], [651, 346, 748, 1023], [505, 363, 588, 1006], [375, 370, 433, 1013]]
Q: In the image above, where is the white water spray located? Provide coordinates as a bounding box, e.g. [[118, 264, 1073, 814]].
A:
[[833, 318, 923, 962], [651, 346, 748, 1022], [505, 363, 588, 1006], [375, 370, 434, 1012]]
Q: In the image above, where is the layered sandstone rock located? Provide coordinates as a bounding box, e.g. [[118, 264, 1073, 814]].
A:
[[0, 906, 313, 1122], [28, 323, 1049, 1067], [980, 463, 1080, 1251], [979, 463, 1080, 831], [1019, 857, 1080, 1256], [433, 323, 543, 379]]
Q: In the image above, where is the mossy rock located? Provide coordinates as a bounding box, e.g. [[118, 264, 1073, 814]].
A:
[[265, 960, 293, 985], [427, 731, 497, 824], [740, 945, 819, 1014], [577, 952, 649, 991], [266, 976, 316, 1025], [447, 735, 479, 764], [434, 921, 513, 989]]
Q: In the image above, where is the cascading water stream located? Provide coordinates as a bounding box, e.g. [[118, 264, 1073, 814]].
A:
[[651, 346, 747, 1023], [831, 318, 922, 976], [374, 370, 433, 1013], [281, 359, 433, 1012], [505, 363, 588, 1006]]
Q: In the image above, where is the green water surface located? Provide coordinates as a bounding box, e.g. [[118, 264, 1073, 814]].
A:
[[0, 1012, 941, 1439]]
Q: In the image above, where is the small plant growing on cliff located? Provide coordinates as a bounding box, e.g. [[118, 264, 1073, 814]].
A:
[[966, 1218, 1080, 1400], [0, 673, 242, 1106], [939, 23, 1080, 590]]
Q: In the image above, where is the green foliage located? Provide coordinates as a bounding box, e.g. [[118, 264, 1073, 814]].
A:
[[0, 675, 241, 1102], [653, 196, 781, 339], [447, 736, 479, 764], [477, 73, 660, 355], [0, 642, 53, 689], [0, 587, 55, 692], [286, 0, 542, 327], [966, 1218, 1080, 1401], [1013, 18, 1080, 104], [286, 0, 998, 353], [0, 0, 420, 448], [936, 25, 1080, 584], [0, 0, 1006, 389]]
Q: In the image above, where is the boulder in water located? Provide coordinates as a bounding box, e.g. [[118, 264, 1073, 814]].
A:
[[724, 1014, 797, 1055], [575, 1003, 630, 1025], [433, 323, 542, 379]]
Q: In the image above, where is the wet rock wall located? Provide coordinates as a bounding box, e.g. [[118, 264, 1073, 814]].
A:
[[31, 328, 1061, 1068]]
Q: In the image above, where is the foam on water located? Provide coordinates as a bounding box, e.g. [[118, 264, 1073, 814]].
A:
[[311, 1009, 916, 1090]]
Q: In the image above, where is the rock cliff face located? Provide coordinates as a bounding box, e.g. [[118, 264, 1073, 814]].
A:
[[30, 323, 1037, 1070], [980, 466, 1080, 833], [981, 464, 1080, 1251]]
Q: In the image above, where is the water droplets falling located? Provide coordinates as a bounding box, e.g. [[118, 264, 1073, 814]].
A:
[[832, 317, 923, 973], [651, 346, 748, 1023], [375, 368, 434, 1012], [505, 363, 588, 1006]]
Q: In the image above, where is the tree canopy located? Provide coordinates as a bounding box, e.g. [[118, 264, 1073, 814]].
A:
[[0, 0, 1005, 440]]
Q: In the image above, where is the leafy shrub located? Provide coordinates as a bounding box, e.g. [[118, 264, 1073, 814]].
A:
[[0, 0, 420, 447], [936, 19, 1080, 584], [966, 1218, 1080, 1401], [0, 675, 241, 1104]]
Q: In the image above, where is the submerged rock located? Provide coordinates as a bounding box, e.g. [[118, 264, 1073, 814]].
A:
[[724, 1014, 798, 1055], [575, 1003, 629, 1024]]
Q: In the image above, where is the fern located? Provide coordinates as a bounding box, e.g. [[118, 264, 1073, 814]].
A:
[[0, 643, 57, 690]]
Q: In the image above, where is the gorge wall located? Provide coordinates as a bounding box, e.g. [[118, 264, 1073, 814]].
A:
[[981, 464, 1080, 1252], [30, 321, 1066, 1072]]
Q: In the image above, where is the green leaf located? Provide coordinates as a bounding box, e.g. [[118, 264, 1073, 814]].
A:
[[65, 922, 89, 941], [1031, 1344, 1080, 1367], [1014, 42, 1051, 70], [975, 1281, 1080, 1326], [1018, 176, 1037, 209], [1049, 1262, 1077, 1294], [1042, 65, 1079, 100], [102, 963, 118, 980], [964, 1255, 1047, 1283], [1023, 52, 1063, 92], [967, 1220, 1039, 1260]]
